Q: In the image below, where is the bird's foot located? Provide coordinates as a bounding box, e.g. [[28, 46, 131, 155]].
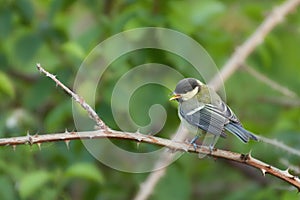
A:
[[189, 136, 199, 151], [207, 135, 217, 154], [208, 144, 214, 154]]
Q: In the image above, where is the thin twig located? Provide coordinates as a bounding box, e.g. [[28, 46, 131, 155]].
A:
[[209, 0, 300, 90], [259, 96, 300, 108], [242, 64, 297, 98], [258, 135, 300, 157], [36, 63, 107, 130], [0, 129, 299, 190]]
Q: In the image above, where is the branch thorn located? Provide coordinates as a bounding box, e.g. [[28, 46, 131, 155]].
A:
[[65, 140, 70, 150], [37, 143, 41, 150], [261, 168, 266, 176], [26, 131, 33, 146]]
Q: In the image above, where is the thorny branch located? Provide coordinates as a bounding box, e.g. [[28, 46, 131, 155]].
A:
[[0, 128, 300, 190], [0, 64, 300, 191], [2, 0, 300, 196], [36, 63, 107, 130]]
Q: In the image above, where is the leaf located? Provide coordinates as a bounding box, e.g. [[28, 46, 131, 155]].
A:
[[14, 0, 35, 24], [61, 41, 85, 60], [167, 0, 225, 33], [14, 32, 42, 63], [0, 177, 16, 200], [18, 170, 51, 199], [0, 71, 15, 98], [45, 100, 72, 131], [0, 8, 13, 39], [65, 162, 104, 184]]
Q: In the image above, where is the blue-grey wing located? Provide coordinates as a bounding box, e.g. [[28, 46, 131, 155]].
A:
[[204, 102, 258, 142], [205, 101, 241, 124], [180, 104, 228, 137], [179, 98, 258, 142]]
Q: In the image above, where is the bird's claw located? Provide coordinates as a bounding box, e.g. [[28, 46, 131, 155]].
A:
[[208, 144, 214, 154], [190, 136, 199, 151], [192, 142, 198, 151], [189, 136, 215, 153]]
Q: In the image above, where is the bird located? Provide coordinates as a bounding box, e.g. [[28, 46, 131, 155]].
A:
[[169, 78, 258, 150]]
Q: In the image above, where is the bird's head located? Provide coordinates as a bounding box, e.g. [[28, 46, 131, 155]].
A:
[[169, 78, 204, 101]]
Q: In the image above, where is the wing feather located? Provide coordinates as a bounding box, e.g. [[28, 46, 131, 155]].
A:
[[180, 104, 228, 137], [179, 88, 258, 143]]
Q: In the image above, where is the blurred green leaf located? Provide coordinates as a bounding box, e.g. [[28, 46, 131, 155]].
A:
[[65, 162, 104, 184], [243, 3, 264, 21], [45, 100, 72, 131], [273, 109, 300, 133], [0, 8, 13, 39], [61, 41, 85, 60], [14, 0, 35, 24], [167, 0, 225, 33], [0, 177, 16, 200], [18, 170, 52, 199], [281, 191, 299, 200], [255, 45, 272, 68], [0, 71, 15, 98], [14, 32, 43, 63]]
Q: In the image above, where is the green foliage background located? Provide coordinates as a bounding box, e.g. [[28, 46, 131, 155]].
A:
[[0, 0, 300, 199]]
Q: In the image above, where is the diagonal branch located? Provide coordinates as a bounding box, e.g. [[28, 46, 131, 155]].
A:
[[242, 64, 298, 98], [209, 0, 300, 90], [36, 63, 107, 130], [258, 135, 300, 157]]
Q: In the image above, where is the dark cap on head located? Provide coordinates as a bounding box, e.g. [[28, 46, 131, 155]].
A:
[[174, 78, 200, 94]]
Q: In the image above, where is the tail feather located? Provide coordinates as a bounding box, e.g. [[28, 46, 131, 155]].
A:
[[225, 123, 258, 143]]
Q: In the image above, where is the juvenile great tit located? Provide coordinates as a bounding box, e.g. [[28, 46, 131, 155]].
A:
[[170, 78, 258, 149]]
